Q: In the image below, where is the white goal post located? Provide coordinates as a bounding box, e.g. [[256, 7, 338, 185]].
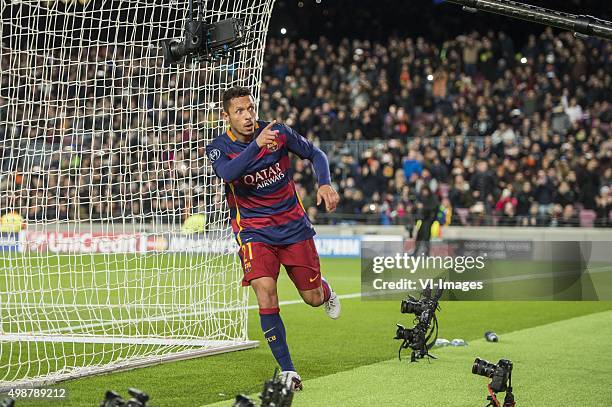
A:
[[0, 0, 275, 390]]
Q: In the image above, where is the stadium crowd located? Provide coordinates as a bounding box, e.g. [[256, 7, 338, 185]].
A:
[[260, 28, 611, 227], [0, 28, 610, 227]]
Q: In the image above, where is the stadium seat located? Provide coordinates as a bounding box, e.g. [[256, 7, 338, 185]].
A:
[[455, 208, 470, 226], [579, 209, 596, 228]]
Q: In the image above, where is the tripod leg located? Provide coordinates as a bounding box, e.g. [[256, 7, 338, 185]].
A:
[[487, 385, 501, 407], [502, 390, 516, 407]]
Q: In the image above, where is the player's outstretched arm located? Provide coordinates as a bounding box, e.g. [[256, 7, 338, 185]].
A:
[[205, 122, 279, 183], [281, 123, 338, 211], [282, 124, 331, 186]]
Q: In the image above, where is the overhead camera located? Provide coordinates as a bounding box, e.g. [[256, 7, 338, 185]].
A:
[[161, 0, 246, 64], [472, 358, 516, 407]]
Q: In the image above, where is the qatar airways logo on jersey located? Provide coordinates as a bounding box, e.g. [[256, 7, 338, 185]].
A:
[[242, 162, 285, 189]]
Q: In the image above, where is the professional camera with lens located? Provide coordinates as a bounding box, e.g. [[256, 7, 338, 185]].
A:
[[0, 398, 14, 407], [233, 370, 293, 407], [100, 388, 149, 407], [472, 358, 513, 393], [394, 322, 428, 355], [472, 358, 516, 407], [400, 285, 443, 318], [162, 17, 245, 65], [394, 286, 443, 362], [400, 295, 428, 315], [232, 394, 256, 407], [161, 0, 247, 65]]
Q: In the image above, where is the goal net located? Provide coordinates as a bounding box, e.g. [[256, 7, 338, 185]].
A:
[[0, 0, 274, 390]]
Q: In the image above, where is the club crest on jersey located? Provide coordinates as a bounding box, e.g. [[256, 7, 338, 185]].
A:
[[266, 140, 279, 152], [242, 162, 285, 189]]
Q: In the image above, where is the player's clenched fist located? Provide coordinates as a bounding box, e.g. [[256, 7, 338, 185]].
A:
[[317, 184, 340, 212], [256, 120, 279, 148]]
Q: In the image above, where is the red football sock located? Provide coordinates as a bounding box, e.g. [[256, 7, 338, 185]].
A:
[[321, 279, 331, 302]]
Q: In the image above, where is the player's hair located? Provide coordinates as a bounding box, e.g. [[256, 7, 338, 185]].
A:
[[222, 86, 252, 112]]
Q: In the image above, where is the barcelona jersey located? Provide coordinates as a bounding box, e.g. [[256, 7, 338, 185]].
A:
[[206, 121, 331, 246]]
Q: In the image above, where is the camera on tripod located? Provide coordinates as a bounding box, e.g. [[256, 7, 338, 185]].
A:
[[473, 358, 512, 393], [394, 286, 443, 362], [472, 358, 516, 407], [100, 388, 149, 407]]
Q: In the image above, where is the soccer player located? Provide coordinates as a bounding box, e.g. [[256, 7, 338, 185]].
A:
[[205, 86, 341, 390]]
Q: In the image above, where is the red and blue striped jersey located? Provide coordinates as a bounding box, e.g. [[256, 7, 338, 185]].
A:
[[205, 121, 331, 246]]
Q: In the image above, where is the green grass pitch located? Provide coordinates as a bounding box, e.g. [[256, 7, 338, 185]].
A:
[[4, 257, 612, 406]]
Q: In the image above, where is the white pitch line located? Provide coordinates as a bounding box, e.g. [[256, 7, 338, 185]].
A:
[[244, 293, 362, 310], [27, 292, 363, 335]]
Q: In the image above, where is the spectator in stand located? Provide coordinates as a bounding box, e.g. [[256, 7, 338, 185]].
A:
[[533, 170, 555, 216], [554, 182, 576, 208], [495, 188, 517, 214], [524, 203, 540, 227], [578, 159, 600, 210], [402, 150, 423, 182], [414, 185, 439, 254], [449, 174, 474, 209], [469, 160, 496, 211], [557, 204, 579, 227], [498, 201, 518, 227], [516, 181, 534, 222], [595, 186, 611, 228]]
